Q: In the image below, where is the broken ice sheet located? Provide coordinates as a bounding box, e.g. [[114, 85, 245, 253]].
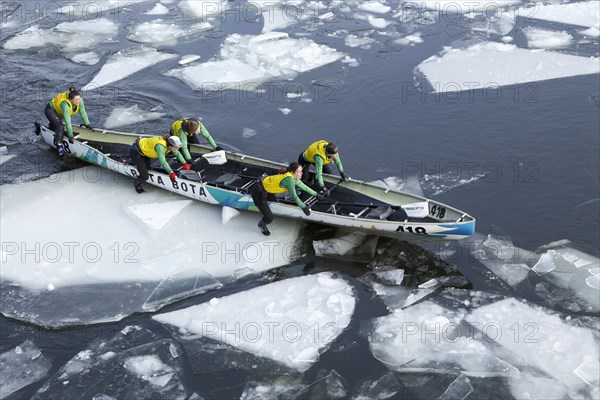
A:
[[83, 47, 177, 90], [416, 41, 599, 92], [351, 371, 403, 400], [313, 231, 378, 261], [0, 341, 51, 399], [369, 301, 518, 377], [294, 370, 347, 399], [438, 374, 473, 400], [165, 32, 344, 91], [104, 105, 166, 129], [0, 167, 302, 327], [466, 298, 600, 389], [153, 272, 355, 372], [128, 19, 212, 46], [32, 327, 187, 400]]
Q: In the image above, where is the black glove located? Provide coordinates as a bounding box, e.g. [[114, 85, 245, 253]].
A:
[[302, 207, 311, 216], [214, 146, 224, 151], [80, 123, 94, 132], [68, 136, 74, 144], [319, 188, 330, 197], [340, 172, 349, 182], [316, 192, 325, 201]]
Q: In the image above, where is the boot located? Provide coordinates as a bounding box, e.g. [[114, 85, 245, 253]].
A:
[[34, 122, 41, 135], [57, 145, 65, 157], [258, 221, 270, 236], [134, 181, 145, 193]]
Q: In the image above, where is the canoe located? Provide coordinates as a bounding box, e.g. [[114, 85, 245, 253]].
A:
[[38, 125, 475, 241]]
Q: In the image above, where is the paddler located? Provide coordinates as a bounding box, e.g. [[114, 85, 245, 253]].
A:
[[251, 162, 324, 236], [129, 134, 189, 193], [297, 140, 348, 196], [170, 117, 223, 163], [35, 87, 94, 157]]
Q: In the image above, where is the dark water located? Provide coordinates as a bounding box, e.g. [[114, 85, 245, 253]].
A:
[[1, 1, 599, 399]]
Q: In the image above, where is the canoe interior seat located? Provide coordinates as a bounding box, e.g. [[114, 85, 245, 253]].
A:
[[366, 206, 394, 220], [215, 173, 240, 186]]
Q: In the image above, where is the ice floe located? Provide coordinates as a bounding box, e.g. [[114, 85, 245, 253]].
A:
[[179, 54, 201, 65], [68, 51, 100, 65], [358, 1, 391, 14], [0, 341, 52, 399], [179, 0, 228, 19], [516, 1, 600, 30], [32, 326, 188, 399], [103, 104, 166, 129], [165, 32, 344, 91], [416, 41, 600, 92], [523, 27, 574, 49], [153, 272, 355, 371], [3, 18, 118, 52], [406, 0, 521, 13], [0, 167, 302, 327], [145, 3, 170, 15], [128, 19, 212, 46], [83, 47, 177, 90]]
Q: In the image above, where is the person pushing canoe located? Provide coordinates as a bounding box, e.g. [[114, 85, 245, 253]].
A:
[[298, 140, 348, 196], [252, 162, 324, 236], [170, 117, 223, 164], [130, 134, 189, 193]]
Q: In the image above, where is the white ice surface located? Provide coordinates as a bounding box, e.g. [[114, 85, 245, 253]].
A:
[[358, 1, 391, 14], [466, 298, 600, 388], [153, 272, 355, 372], [369, 301, 519, 377], [416, 41, 600, 92], [83, 47, 177, 90], [165, 32, 344, 91], [128, 19, 212, 46], [516, 1, 600, 29], [145, 3, 170, 15], [367, 15, 391, 29], [0, 341, 52, 399], [103, 104, 166, 129], [523, 27, 574, 49], [3, 18, 118, 52], [400, 0, 521, 12], [1, 167, 301, 289], [179, 0, 228, 19], [69, 52, 101, 65], [179, 54, 201, 65]]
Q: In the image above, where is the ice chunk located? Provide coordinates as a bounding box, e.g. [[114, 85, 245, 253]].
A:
[[294, 370, 347, 399], [128, 20, 212, 46], [83, 47, 177, 91], [580, 26, 600, 38], [523, 28, 574, 49], [466, 298, 600, 388], [166, 32, 344, 91], [509, 373, 568, 400], [345, 33, 376, 49], [260, 5, 308, 33], [586, 275, 600, 289], [104, 105, 166, 129], [368, 15, 390, 29], [358, 2, 391, 14], [33, 328, 187, 399], [369, 301, 519, 377], [416, 41, 600, 92], [471, 12, 515, 36], [179, 54, 201, 65], [153, 272, 355, 372], [240, 376, 306, 400], [3, 18, 118, 52], [394, 33, 424, 46], [0, 167, 302, 327], [145, 3, 169, 15], [221, 206, 241, 224], [313, 232, 378, 261], [573, 360, 600, 385], [127, 200, 192, 230], [242, 127, 258, 138], [179, 0, 228, 19], [532, 251, 557, 275], [516, 1, 600, 29], [279, 107, 292, 114], [351, 371, 403, 400], [69, 52, 100, 65], [411, 1, 521, 13], [0, 341, 51, 398], [438, 374, 473, 400]]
